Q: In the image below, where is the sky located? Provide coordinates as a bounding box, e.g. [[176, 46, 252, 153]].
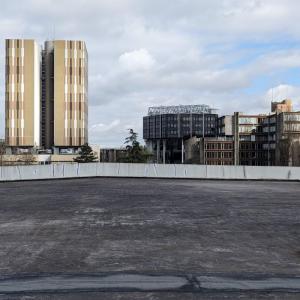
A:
[[1, 0, 300, 147]]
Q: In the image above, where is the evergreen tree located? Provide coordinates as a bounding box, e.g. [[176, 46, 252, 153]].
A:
[[119, 129, 152, 163], [0, 141, 6, 166], [73, 143, 98, 163]]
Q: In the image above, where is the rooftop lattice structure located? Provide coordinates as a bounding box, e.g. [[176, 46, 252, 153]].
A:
[[148, 104, 217, 116]]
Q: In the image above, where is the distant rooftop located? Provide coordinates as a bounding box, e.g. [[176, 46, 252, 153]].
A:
[[148, 104, 217, 116]]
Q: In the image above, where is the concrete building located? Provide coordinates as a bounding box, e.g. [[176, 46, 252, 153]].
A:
[[217, 115, 233, 136], [263, 111, 300, 166], [199, 137, 234, 165], [5, 39, 40, 151], [5, 39, 88, 154], [183, 136, 234, 165], [100, 148, 127, 163], [261, 114, 278, 166], [143, 105, 218, 163], [271, 99, 293, 113], [232, 112, 267, 166], [174, 111, 271, 166]]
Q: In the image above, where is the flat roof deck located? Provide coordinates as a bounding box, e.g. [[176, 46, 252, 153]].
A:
[[0, 178, 300, 299]]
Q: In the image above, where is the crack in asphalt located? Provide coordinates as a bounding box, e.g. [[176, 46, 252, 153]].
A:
[[0, 274, 300, 294]]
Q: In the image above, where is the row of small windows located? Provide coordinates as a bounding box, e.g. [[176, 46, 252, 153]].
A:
[[240, 143, 264, 150], [240, 152, 267, 159], [284, 114, 300, 122], [205, 152, 233, 159], [263, 126, 276, 133], [205, 143, 233, 150], [206, 161, 233, 165]]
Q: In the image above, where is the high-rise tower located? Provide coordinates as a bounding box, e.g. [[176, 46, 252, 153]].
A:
[[5, 39, 40, 148]]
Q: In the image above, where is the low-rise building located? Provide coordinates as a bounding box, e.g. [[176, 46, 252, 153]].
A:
[[100, 148, 127, 163], [200, 137, 234, 165]]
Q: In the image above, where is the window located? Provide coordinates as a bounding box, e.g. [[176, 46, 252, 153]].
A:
[[239, 117, 257, 124]]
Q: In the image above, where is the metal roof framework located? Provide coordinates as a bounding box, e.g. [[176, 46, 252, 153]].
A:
[[148, 104, 217, 116]]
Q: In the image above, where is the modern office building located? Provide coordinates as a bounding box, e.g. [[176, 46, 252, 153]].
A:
[[143, 105, 218, 163], [5, 39, 40, 149], [5, 38, 88, 153]]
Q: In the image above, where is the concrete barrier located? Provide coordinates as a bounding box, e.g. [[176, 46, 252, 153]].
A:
[[1, 163, 300, 182]]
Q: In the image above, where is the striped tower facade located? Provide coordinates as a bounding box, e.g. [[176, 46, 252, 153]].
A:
[[5, 39, 40, 147], [52, 40, 88, 147]]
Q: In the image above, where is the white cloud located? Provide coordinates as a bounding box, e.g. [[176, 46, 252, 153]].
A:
[[1, 0, 300, 146], [89, 119, 120, 133], [119, 48, 155, 72]]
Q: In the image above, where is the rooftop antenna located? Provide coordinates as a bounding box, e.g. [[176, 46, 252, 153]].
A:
[[272, 87, 274, 102], [52, 25, 56, 41]]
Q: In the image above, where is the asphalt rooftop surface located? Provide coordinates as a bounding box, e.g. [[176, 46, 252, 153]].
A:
[[0, 178, 300, 299]]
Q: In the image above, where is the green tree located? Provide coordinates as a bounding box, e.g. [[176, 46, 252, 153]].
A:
[[0, 141, 6, 166], [119, 129, 152, 163], [73, 143, 98, 163], [19, 152, 36, 165]]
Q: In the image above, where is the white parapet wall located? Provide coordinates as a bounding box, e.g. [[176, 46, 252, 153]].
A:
[[1, 163, 300, 182]]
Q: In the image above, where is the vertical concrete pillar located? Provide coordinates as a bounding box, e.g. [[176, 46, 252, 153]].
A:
[[156, 139, 160, 163], [202, 112, 205, 138], [233, 112, 240, 166], [148, 140, 153, 153], [181, 139, 184, 164], [163, 139, 166, 164], [113, 149, 117, 163], [199, 138, 205, 164]]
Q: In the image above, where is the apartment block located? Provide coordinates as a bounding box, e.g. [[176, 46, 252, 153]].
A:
[[5, 39, 40, 148], [5, 39, 88, 153]]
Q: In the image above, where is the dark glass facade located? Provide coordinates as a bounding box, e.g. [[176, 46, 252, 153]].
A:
[[143, 113, 218, 140]]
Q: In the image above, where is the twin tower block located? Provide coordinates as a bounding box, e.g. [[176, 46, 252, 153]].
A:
[[5, 39, 88, 152]]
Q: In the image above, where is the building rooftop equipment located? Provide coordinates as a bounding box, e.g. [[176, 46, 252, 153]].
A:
[[148, 104, 217, 116]]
